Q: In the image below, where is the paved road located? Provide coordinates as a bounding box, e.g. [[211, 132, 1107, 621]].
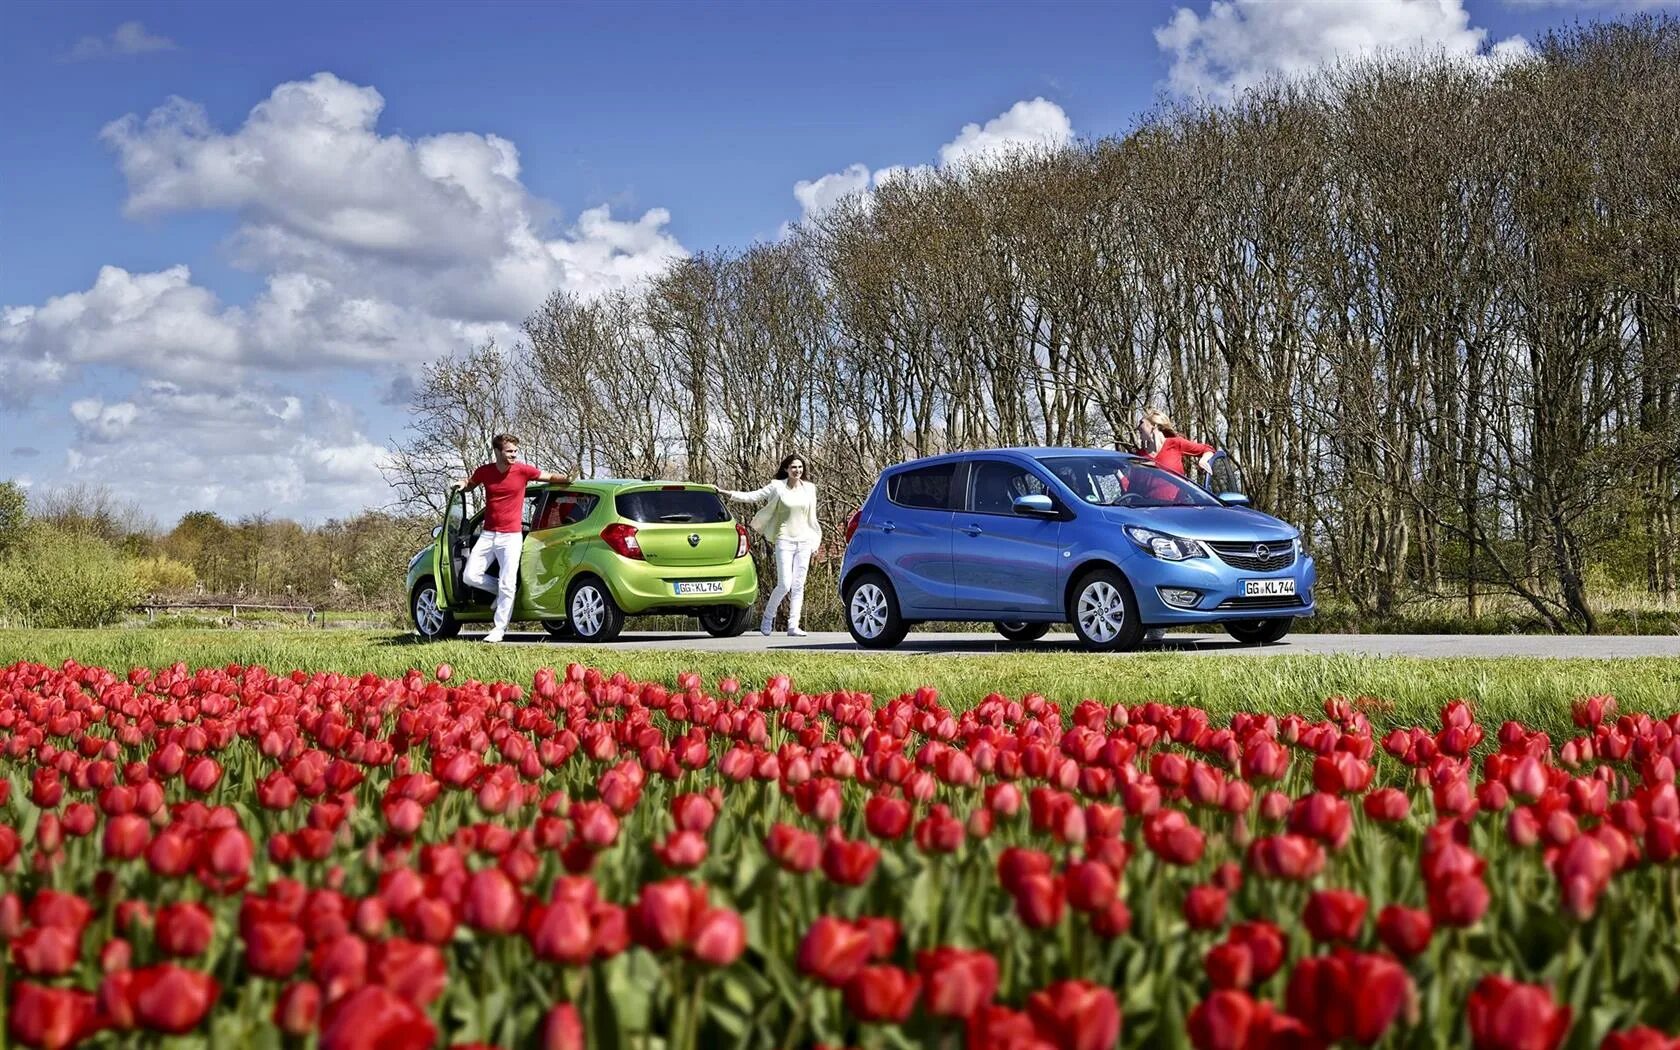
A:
[[471, 630, 1680, 658]]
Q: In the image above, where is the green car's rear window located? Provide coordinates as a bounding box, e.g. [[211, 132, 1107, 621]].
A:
[[615, 489, 730, 524]]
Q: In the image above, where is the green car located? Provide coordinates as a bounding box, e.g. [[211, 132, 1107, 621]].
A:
[[406, 479, 758, 642]]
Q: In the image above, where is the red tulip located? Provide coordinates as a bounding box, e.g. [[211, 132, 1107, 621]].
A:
[[528, 900, 593, 965], [1184, 884, 1229, 930], [28, 891, 92, 934], [691, 908, 747, 966], [1362, 788, 1410, 823], [821, 837, 880, 886], [275, 980, 322, 1035], [102, 814, 152, 859], [629, 878, 707, 953], [1064, 860, 1117, 913], [461, 869, 522, 934], [1286, 949, 1408, 1044], [865, 794, 912, 839], [1204, 942, 1253, 990], [246, 921, 307, 978], [128, 964, 220, 1034], [542, 1003, 585, 1050], [11, 926, 81, 977], [844, 965, 921, 1023], [1189, 989, 1259, 1050], [918, 946, 999, 1019], [798, 917, 874, 986], [1427, 873, 1489, 928], [1375, 905, 1433, 958], [1302, 889, 1367, 943], [670, 793, 716, 833], [1013, 872, 1067, 929], [371, 938, 447, 1008], [1026, 979, 1122, 1050], [766, 824, 820, 873], [156, 902, 215, 957], [1600, 1028, 1680, 1050], [1229, 921, 1286, 982], [8, 982, 97, 1050], [653, 830, 709, 870], [1466, 975, 1571, 1050], [319, 985, 437, 1050]]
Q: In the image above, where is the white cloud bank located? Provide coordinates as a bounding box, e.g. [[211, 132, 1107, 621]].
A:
[[0, 72, 690, 521], [793, 97, 1076, 222], [1154, 0, 1531, 100]]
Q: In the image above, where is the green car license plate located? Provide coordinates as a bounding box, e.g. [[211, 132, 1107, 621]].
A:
[[673, 581, 726, 596]]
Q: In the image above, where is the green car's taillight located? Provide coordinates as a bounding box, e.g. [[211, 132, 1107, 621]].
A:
[[601, 523, 643, 560], [735, 523, 749, 559]]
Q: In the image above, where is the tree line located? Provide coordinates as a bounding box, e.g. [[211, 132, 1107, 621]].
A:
[[388, 18, 1680, 633]]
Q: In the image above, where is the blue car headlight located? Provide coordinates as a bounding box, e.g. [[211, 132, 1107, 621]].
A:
[[1123, 526, 1207, 561]]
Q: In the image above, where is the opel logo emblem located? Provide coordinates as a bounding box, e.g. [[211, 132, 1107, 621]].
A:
[[688, 533, 701, 547], [1256, 544, 1271, 560]]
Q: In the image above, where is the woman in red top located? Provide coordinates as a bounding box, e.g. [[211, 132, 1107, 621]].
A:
[[1139, 408, 1216, 477]]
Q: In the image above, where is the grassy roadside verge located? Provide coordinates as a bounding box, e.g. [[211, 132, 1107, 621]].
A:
[[3, 628, 1676, 737]]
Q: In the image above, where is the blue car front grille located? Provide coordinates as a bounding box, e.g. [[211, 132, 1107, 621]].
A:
[[1206, 541, 1296, 572], [1216, 595, 1307, 610]]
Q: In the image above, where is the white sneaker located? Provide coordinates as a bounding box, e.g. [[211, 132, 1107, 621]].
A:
[[759, 623, 773, 636], [787, 628, 807, 637], [482, 630, 505, 644]]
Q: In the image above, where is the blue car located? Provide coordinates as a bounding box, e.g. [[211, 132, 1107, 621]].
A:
[[837, 448, 1316, 652]]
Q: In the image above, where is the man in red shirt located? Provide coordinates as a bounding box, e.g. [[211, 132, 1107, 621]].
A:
[[453, 433, 571, 642]]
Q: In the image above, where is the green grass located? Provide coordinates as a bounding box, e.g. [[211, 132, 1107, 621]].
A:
[[3, 628, 1676, 739]]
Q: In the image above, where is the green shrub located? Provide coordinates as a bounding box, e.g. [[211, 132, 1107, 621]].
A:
[[0, 524, 140, 628]]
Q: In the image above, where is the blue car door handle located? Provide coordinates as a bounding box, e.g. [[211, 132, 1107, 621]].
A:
[[962, 524, 983, 537]]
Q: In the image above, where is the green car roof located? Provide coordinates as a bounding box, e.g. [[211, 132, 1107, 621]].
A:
[[531, 479, 718, 492]]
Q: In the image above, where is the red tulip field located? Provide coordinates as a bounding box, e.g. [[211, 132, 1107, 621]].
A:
[[2, 656, 1679, 1049]]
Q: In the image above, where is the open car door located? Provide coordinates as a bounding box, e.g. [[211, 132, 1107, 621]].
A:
[[1207, 451, 1251, 507], [433, 487, 468, 610]]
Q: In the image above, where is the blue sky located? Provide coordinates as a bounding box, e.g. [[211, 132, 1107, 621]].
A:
[[0, 0, 1661, 527]]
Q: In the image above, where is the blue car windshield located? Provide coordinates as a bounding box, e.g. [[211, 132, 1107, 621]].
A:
[[1038, 455, 1220, 508]]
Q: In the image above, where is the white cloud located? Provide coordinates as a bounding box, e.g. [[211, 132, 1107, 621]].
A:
[[100, 73, 685, 318], [792, 97, 1074, 222], [3, 73, 685, 397], [69, 398, 139, 442], [938, 98, 1076, 168], [68, 21, 178, 61], [54, 381, 395, 522], [1154, 0, 1531, 99]]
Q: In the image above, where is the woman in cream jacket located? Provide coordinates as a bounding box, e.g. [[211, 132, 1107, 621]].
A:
[[723, 453, 823, 636]]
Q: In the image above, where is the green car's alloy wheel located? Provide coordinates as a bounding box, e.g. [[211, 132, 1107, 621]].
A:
[[411, 579, 461, 641], [1225, 617, 1294, 645], [995, 621, 1050, 643], [698, 606, 751, 638], [567, 578, 624, 642]]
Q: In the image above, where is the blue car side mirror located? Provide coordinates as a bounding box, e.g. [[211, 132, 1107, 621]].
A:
[[1216, 493, 1251, 507], [1013, 494, 1058, 516]]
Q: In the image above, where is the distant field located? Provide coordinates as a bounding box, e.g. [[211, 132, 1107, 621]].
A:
[[3, 628, 1675, 738]]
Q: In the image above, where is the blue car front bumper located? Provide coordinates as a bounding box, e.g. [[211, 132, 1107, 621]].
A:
[[1128, 552, 1318, 625]]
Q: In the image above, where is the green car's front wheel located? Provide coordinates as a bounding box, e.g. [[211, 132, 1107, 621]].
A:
[[567, 577, 624, 642], [698, 605, 751, 638], [411, 578, 461, 641]]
